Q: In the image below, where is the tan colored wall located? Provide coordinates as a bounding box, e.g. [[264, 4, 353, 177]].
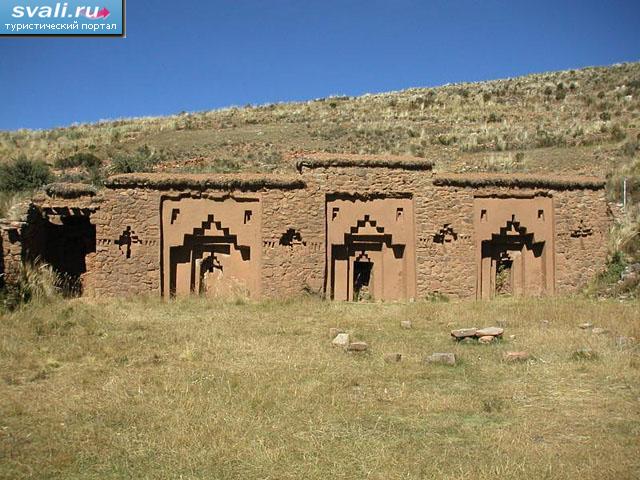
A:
[[89, 189, 162, 296], [1, 165, 612, 301], [0, 222, 23, 286], [160, 194, 262, 298]]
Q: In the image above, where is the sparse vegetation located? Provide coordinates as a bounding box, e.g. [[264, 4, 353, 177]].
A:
[[0, 63, 638, 177], [0, 296, 638, 478], [0, 155, 52, 192]]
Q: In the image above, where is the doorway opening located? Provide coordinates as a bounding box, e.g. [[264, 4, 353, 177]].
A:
[[353, 258, 373, 301]]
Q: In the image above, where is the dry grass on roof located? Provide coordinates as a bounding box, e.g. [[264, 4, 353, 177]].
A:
[[433, 173, 606, 190], [295, 152, 434, 171], [43, 182, 98, 199], [104, 173, 306, 191]]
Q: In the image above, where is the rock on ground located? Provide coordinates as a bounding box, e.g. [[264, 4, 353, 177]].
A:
[[384, 353, 402, 363], [423, 352, 456, 366], [451, 328, 477, 339], [332, 333, 350, 347], [478, 335, 495, 344], [348, 341, 368, 352], [329, 327, 345, 339], [400, 320, 412, 329], [475, 327, 504, 337]]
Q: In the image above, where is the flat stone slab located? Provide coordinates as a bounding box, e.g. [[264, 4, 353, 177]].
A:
[[400, 320, 412, 329], [591, 327, 608, 335], [451, 328, 477, 339], [424, 352, 456, 366], [329, 327, 345, 339], [348, 341, 368, 352], [578, 323, 593, 330], [332, 333, 350, 347], [475, 327, 504, 337], [504, 351, 529, 362]]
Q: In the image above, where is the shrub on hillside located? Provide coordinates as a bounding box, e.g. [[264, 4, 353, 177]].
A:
[[54, 152, 102, 170], [111, 145, 163, 174], [0, 155, 52, 192]]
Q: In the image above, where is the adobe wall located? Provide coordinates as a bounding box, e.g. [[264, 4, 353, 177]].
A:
[[0, 156, 612, 301], [0, 221, 23, 287]]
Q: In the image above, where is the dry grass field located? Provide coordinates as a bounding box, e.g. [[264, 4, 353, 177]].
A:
[[1, 295, 639, 479], [1, 63, 639, 181]]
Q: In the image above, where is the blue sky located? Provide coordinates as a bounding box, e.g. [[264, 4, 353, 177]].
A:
[[0, 0, 639, 130]]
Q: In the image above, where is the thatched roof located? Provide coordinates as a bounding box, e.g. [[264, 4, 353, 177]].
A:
[[295, 153, 433, 172], [104, 173, 306, 191], [44, 183, 98, 198], [433, 174, 606, 190]]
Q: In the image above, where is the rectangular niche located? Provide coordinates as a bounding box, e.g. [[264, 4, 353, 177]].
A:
[[160, 195, 262, 299], [326, 194, 416, 302], [474, 196, 555, 300]]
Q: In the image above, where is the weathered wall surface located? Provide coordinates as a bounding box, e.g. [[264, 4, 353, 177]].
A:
[[89, 189, 162, 297], [0, 159, 612, 301], [554, 188, 611, 294], [0, 222, 23, 287]]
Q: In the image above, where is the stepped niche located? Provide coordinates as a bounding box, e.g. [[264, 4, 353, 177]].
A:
[[161, 195, 262, 298]]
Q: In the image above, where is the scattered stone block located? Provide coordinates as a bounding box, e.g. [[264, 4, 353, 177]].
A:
[[400, 320, 412, 329], [591, 327, 608, 335], [384, 353, 402, 363], [578, 322, 593, 330], [423, 352, 456, 366], [475, 327, 504, 337], [348, 341, 368, 352], [329, 327, 345, 339], [503, 351, 529, 362], [451, 328, 477, 339], [332, 333, 350, 347], [478, 335, 495, 344], [509, 334, 516, 340]]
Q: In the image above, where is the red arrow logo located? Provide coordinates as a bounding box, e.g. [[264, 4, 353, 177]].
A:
[[95, 7, 110, 19]]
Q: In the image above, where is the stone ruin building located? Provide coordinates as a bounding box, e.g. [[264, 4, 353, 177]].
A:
[[0, 154, 612, 301]]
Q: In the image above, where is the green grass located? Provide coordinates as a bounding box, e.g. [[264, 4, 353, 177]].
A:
[[1, 296, 639, 479]]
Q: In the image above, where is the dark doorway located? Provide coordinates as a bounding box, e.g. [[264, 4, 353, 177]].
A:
[[25, 213, 96, 296], [353, 261, 373, 301]]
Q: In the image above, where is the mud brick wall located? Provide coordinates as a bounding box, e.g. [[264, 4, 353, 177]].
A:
[[0, 222, 24, 286], [0, 162, 612, 301], [554, 188, 611, 293], [415, 185, 476, 298], [261, 188, 325, 297], [90, 189, 162, 297], [296, 165, 433, 299]]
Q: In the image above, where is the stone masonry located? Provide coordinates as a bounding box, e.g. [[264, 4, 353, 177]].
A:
[[0, 154, 612, 301]]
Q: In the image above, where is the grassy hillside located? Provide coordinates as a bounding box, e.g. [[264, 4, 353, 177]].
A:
[[1, 62, 639, 184], [1, 63, 639, 295], [1, 296, 639, 479]]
